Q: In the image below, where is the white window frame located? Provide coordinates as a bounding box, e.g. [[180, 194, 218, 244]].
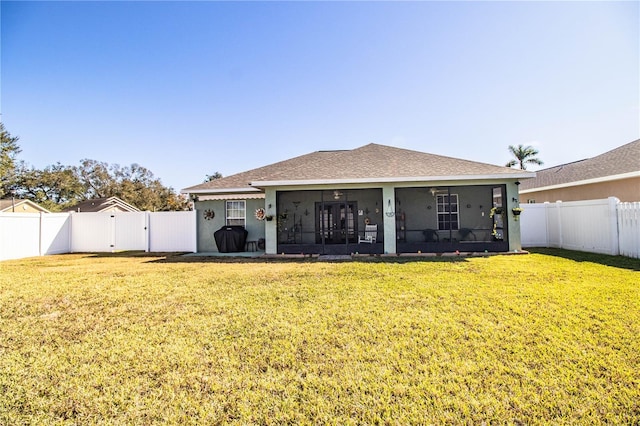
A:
[[226, 200, 246, 227], [436, 194, 459, 231]]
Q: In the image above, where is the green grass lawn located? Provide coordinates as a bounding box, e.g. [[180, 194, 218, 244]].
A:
[[1, 250, 638, 424]]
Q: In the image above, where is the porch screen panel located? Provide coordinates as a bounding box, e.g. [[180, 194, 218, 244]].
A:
[[319, 206, 331, 239], [436, 194, 459, 230], [342, 205, 355, 240]]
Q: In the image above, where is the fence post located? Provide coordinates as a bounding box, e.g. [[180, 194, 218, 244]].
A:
[[608, 197, 620, 256], [145, 211, 150, 253], [556, 201, 563, 249], [39, 212, 44, 256], [68, 212, 74, 253], [543, 202, 550, 247]]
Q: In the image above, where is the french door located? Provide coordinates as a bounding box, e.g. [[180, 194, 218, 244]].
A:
[[316, 202, 356, 244]]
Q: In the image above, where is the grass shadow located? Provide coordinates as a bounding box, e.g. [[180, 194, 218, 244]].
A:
[[528, 247, 640, 271], [147, 253, 475, 264], [86, 251, 189, 259]]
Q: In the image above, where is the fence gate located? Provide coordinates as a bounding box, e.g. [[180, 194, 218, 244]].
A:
[[71, 212, 147, 252]]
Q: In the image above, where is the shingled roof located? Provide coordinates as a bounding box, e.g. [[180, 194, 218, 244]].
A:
[[519, 139, 640, 191], [183, 143, 531, 194], [64, 196, 140, 213]]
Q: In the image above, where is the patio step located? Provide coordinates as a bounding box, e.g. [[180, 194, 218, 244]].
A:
[[317, 255, 352, 261]]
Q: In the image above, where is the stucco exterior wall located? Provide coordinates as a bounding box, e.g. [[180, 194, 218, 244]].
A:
[[195, 198, 266, 252], [521, 177, 640, 203]]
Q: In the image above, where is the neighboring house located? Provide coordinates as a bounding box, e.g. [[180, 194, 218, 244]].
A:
[[519, 139, 640, 203], [182, 143, 534, 255], [64, 196, 140, 213], [0, 199, 50, 213]]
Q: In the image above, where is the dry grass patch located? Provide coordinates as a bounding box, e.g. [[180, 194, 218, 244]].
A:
[[1, 250, 638, 424]]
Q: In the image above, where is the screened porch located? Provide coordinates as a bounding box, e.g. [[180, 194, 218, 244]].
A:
[[274, 185, 510, 255]]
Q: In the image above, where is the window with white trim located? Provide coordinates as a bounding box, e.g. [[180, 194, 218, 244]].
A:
[[226, 200, 246, 226], [436, 194, 459, 230]]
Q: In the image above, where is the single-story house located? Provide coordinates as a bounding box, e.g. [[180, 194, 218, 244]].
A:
[[64, 196, 140, 213], [0, 198, 51, 213], [519, 139, 640, 203], [182, 143, 534, 255]]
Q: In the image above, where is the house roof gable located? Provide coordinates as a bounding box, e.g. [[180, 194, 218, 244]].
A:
[[183, 143, 532, 194], [519, 139, 640, 191], [0, 199, 51, 213], [64, 196, 141, 212]]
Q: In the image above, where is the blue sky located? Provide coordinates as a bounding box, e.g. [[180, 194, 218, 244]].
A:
[[1, 1, 638, 193]]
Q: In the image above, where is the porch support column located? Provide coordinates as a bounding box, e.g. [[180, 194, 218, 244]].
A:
[[382, 185, 397, 254], [264, 189, 278, 254], [506, 181, 522, 252]]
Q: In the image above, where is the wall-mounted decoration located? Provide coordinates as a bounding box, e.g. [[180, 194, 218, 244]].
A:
[[255, 208, 266, 221], [204, 209, 215, 220], [385, 199, 395, 217]]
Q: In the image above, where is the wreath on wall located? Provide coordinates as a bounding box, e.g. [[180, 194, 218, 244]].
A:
[[489, 207, 504, 219], [255, 208, 266, 221], [203, 209, 215, 220]]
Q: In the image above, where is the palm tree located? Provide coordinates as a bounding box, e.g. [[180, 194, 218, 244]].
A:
[[506, 144, 543, 170]]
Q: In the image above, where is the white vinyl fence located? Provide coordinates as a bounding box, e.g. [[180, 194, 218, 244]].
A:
[[1, 211, 196, 261], [147, 211, 197, 252], [521, 197, 640, 259], [0, 213, 71, 261], [618, 202, 640, 259]]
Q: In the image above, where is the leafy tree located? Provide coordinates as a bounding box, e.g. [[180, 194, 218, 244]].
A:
[[205, 172, 223, 182], [76, 160, 188, 211], [9, 147, 187, 211], [0, 123, 21, 198], [77, 159, 116, 199], [17, 163, 85, 211], [506, 144, 544, 170]]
